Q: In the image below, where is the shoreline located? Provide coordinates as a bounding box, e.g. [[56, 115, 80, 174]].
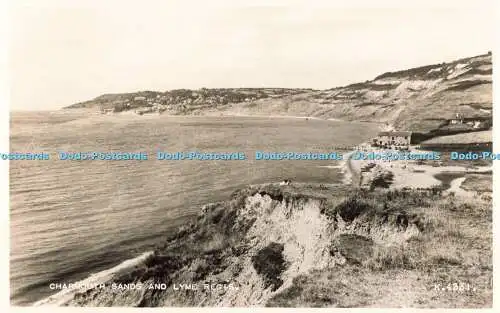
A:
[[33, 251, 154, 306], [204, 112, 345, 122], [160, 111, 346, 122], [342, 151, 358, 186], [30, 156, 490, 306], [56, 108, 366, 124], [343, 143, 492, 196], [25, 119, 491, 306], [31, 178, 493, 307]]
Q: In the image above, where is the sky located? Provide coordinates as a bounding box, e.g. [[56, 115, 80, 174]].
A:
[[9, 0, 495, 110]]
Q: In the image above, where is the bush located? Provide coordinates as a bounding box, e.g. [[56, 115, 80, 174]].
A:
[[252, 242, 287, 291], [332, 234, 374, 264], [370, 171, 394, 190], [332, 197, 375, 222], [364, 245, 417, 271]]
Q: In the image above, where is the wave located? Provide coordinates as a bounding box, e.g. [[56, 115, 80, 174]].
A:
[[33, 251, 154, 306]]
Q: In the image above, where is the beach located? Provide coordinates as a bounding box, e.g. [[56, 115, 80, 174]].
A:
[[344, 143, 492, 197], [10, 112, 379, 305]]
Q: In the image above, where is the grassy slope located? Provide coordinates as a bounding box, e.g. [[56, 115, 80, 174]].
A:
[[420, 130, 492, 144], [64, 53, 492, 138], [461, 173, 493, 193], [226, 53, 492, 135], [65, 184, 492, 308], [266, 191, 492, 308]]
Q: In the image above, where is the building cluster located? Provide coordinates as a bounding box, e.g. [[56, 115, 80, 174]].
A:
[[372, 131, 412, 150], [449, 112, 490, 129], [98, 90, 268, 115]]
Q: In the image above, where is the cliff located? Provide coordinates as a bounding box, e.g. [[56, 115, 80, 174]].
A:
[[225, 53, 492, 138], [40, 183, 492, 307], [63, 53, 492, 138]]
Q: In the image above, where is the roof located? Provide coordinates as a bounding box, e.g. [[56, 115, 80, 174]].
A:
[[377, 131, 412, 137]]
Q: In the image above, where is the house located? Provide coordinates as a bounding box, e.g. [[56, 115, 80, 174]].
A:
[[450, 113, 464, 125], [373, 131, 412, 149], [279, 179, 292, 186], [134, 96, 146, 101]]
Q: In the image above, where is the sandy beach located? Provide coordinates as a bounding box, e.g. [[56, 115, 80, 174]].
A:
[[203, 111, 343, 121], [344, 144, 492, 198]]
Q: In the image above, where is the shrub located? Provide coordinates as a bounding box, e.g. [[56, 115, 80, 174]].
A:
[[252, 242, 287, 291], [364, 245, 417, 271], [370, 171, 394, 190], [332, 197, 375, 222]]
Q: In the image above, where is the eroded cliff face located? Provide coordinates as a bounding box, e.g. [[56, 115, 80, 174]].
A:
[[55, 184, 428, 307], [65, 53, 492, 138], [224, 53, 492, 136]]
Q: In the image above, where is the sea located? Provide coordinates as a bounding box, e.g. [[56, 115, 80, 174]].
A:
[[9, 110, 380, 305]]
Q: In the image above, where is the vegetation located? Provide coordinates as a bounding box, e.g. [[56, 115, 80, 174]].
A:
[[369, 170, 394, 190], [460, 173, 492, 193], [264, 185, 483, 306], [267, 189, 492, 308], [63, 53, 491, 143], [64, 88, 312, 112], [252, 243, 287, 291], [67, 184, 491, 308], [321, 188, 438, 221]]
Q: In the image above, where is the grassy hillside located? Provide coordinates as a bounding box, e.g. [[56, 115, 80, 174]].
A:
[[64, 53, 492, 138], [227, 53, 492, 137], [57, 183, 492, 308], [65, 88, 313, 113], [421, 131, 492, 146]]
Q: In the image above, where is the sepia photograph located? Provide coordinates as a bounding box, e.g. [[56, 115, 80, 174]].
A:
[[5, 0, 497, 309]]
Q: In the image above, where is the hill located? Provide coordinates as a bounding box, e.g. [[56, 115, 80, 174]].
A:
[[37, 183, 492, 307], [64, 88, 314, 113], [224, 53, 492, 140], [64, 53, 492, 140]]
